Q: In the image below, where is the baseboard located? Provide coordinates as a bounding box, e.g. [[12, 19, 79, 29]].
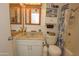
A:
[[64, 48, 73, 56]]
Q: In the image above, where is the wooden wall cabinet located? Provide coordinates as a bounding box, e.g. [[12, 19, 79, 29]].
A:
[[10, 4, 21, 24]]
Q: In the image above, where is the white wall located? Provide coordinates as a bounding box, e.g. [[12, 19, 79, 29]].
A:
[[0, 3, 11, 55]]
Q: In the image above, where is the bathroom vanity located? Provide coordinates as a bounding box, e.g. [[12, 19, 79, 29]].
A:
[[13, 32, 45, 56]]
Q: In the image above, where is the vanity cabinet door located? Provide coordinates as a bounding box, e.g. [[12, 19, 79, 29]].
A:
[[31, 45, 43, 56], [16, 41, 29, 56]]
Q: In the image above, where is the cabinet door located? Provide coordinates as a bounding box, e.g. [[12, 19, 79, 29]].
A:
[[10, 5, 21, 24], [31, 45, 43, 56], [16, 44, 28, 56]]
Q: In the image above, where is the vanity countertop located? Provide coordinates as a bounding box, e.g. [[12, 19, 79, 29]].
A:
[[13, 32, 45, 40], [11, 31, 22, 36]]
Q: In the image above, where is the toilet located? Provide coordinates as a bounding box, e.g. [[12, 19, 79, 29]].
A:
[[43, 35, 61, 56]]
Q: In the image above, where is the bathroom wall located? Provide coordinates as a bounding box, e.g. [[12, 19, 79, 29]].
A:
[[64, 4, 79, 55], [0, 3, 13, 55]]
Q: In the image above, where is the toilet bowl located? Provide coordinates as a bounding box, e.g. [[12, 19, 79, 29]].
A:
[[49, 45, 61, 56], [43, 45, 61, 56], [43, 35, 61, 56]]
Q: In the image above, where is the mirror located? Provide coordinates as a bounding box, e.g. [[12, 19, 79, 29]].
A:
[[25, 7, 41, 25], [31, 8, 40, 24]]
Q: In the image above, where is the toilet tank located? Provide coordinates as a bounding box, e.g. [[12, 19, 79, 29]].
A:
[[46, 35, 57, 45]]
